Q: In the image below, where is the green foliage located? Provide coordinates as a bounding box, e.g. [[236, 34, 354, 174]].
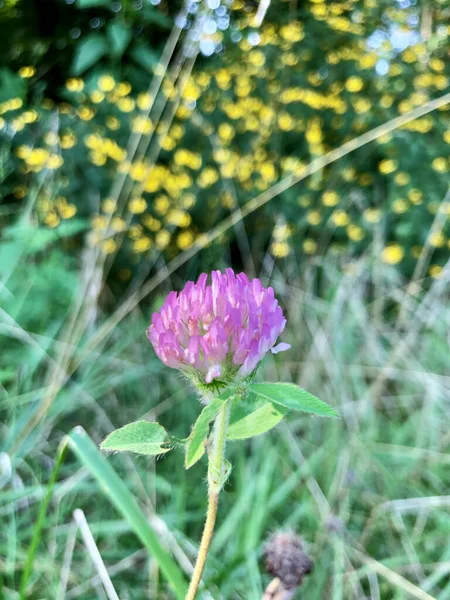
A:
[[249, 383, 340, 419], [107, 22, 132, 58], [100, 420, 171, 455], [71, 34, 109, 75]]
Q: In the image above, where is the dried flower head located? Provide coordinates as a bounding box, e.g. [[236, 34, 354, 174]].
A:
[[148, 269, 290, 391], [264, 532, 313, 589]]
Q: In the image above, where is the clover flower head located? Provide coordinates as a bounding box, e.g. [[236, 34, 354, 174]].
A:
[[147, 269, 290, 390]]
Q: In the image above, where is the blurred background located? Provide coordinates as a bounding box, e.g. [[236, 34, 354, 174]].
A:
[[1, 0, 450, 598]]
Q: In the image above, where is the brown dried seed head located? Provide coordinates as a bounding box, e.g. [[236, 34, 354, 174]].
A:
[[263, 532, 313, 589]]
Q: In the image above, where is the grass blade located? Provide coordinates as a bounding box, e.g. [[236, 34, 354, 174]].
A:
[[67, 426, 187, 599]]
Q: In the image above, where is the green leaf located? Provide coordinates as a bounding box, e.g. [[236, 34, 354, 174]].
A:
[[141, 6, 172, 28], [72, 34, 108, 75], [68, 428, 187, 599], [0, 67, 26, 103], [107, 22, 132, 57], [77, 0, 110, 7], [130, 43, 159, 73], [227, 393, 288, 440], [249, 383, 339, 418], [100, 421, 171, 455], [185, 389, 233, 469]]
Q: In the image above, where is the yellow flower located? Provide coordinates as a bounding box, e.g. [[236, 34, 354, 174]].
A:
[[101, 239, 117, 254], [129, 197, 147, 214], [98, 75, 115, 92], [443, 130, 450, 144], [129, 161, 148, 182], [90, 90, 105, 104], [155, 195, 170, 215], [392, 199, 409, 214], [92, 214, 107, 230], [394, 172, 410, 186], [218, 123, 235, 142], [117, 97, 135, 112], [59, 204, 77, 219], [430, 58, 445, 72], [432, 157, 448, 173], [248, 50, 266, 67], [278, 113, 294, 131], [137, 92, 153, 110], [66, 78, 84, 92], [102, 198, 116, 213], [271, 241, 290, 258], [132, 116, 153, 134], [303, 238, 317, 254], [429, 265, 443, 278], [381, 244, 404, 265], [111, 217, 126, 232], [142, 215, 161, 231], [13, 185, 27, 199], [347, 225, 364, 241], [60, 132, 77, 149], [408, 189, 423, 204], [342, 167, 356, 181], [22, 110, 38, 124], [182, 194, 196, 209], [128, 224, 143, 239], [161, 136, 176, 151], [364, 208, 381, 223], [429, 232, 445, 248], [156, 229, 171, 249], [177, 230, 195, 250], [106, 116, 120, 130], [279, 22, 304, 42], [133, 237, 152, 253], [331, 210, 349, 227], [19, 66, 35, 78], [182, 81, 201, 102], [44, 132, 58, 146], [380, 94, 394, 108], [78, 106, 95, 121], [47, 154, 64, 169], [322, 191, 339, 207], [306, 210, 321, 225], [345, 76, 364, 92], [44, 212, 60, 228], [198, 167, 219, 188], [378, 159, 398, 174], [167, 209, 191, 228], [116, 82, 132, 96]]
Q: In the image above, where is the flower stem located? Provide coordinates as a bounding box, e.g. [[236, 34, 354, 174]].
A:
[[185, 402, 230, 600]]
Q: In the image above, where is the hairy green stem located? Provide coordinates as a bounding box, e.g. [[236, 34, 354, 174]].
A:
[[186, 402, 230, 600]]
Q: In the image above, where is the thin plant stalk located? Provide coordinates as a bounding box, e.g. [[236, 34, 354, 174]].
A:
[[19, 440, 69, 600], [186, 402, 230, 600]]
